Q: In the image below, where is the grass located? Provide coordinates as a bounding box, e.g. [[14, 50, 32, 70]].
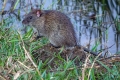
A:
[[0, 24, 120, 80]]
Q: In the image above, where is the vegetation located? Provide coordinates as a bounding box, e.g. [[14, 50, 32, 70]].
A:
[[0, 19, 120, 80]]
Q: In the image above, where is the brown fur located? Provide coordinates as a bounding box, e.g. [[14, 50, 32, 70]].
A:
[[22, 9, 77, 48]]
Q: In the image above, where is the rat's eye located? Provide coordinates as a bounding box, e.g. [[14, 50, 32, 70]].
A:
[[29, 16, 32, 19]]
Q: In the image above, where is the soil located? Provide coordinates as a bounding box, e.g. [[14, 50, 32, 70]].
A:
[[32, 44, 88, 68]]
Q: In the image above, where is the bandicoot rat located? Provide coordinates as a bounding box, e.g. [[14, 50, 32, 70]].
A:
[[22, 9, 77, 48], [22, 9, 99, 56]]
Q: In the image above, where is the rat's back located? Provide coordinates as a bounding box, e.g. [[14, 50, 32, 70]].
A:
[[43, 10, 77, 47]]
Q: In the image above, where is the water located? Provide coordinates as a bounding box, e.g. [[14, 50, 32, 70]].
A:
[[0, 0, 120, 56]]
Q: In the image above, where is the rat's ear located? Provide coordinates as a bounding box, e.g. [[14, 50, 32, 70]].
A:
[[36, 10, 41, 17]]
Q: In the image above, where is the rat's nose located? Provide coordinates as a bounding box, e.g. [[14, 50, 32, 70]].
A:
[[22, 19, 27, 24]]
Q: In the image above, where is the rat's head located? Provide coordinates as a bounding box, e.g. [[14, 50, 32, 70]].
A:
[[22, 9, 46, 37], [22, 9, 43, 26]]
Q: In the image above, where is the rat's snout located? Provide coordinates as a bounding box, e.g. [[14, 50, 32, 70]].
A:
[[22, 19, 28, 24], [22, 19, 25, 24]]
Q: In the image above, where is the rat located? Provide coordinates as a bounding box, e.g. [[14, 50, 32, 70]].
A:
[[22, 9, 99, 56], [22, 9, 77, 48]]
